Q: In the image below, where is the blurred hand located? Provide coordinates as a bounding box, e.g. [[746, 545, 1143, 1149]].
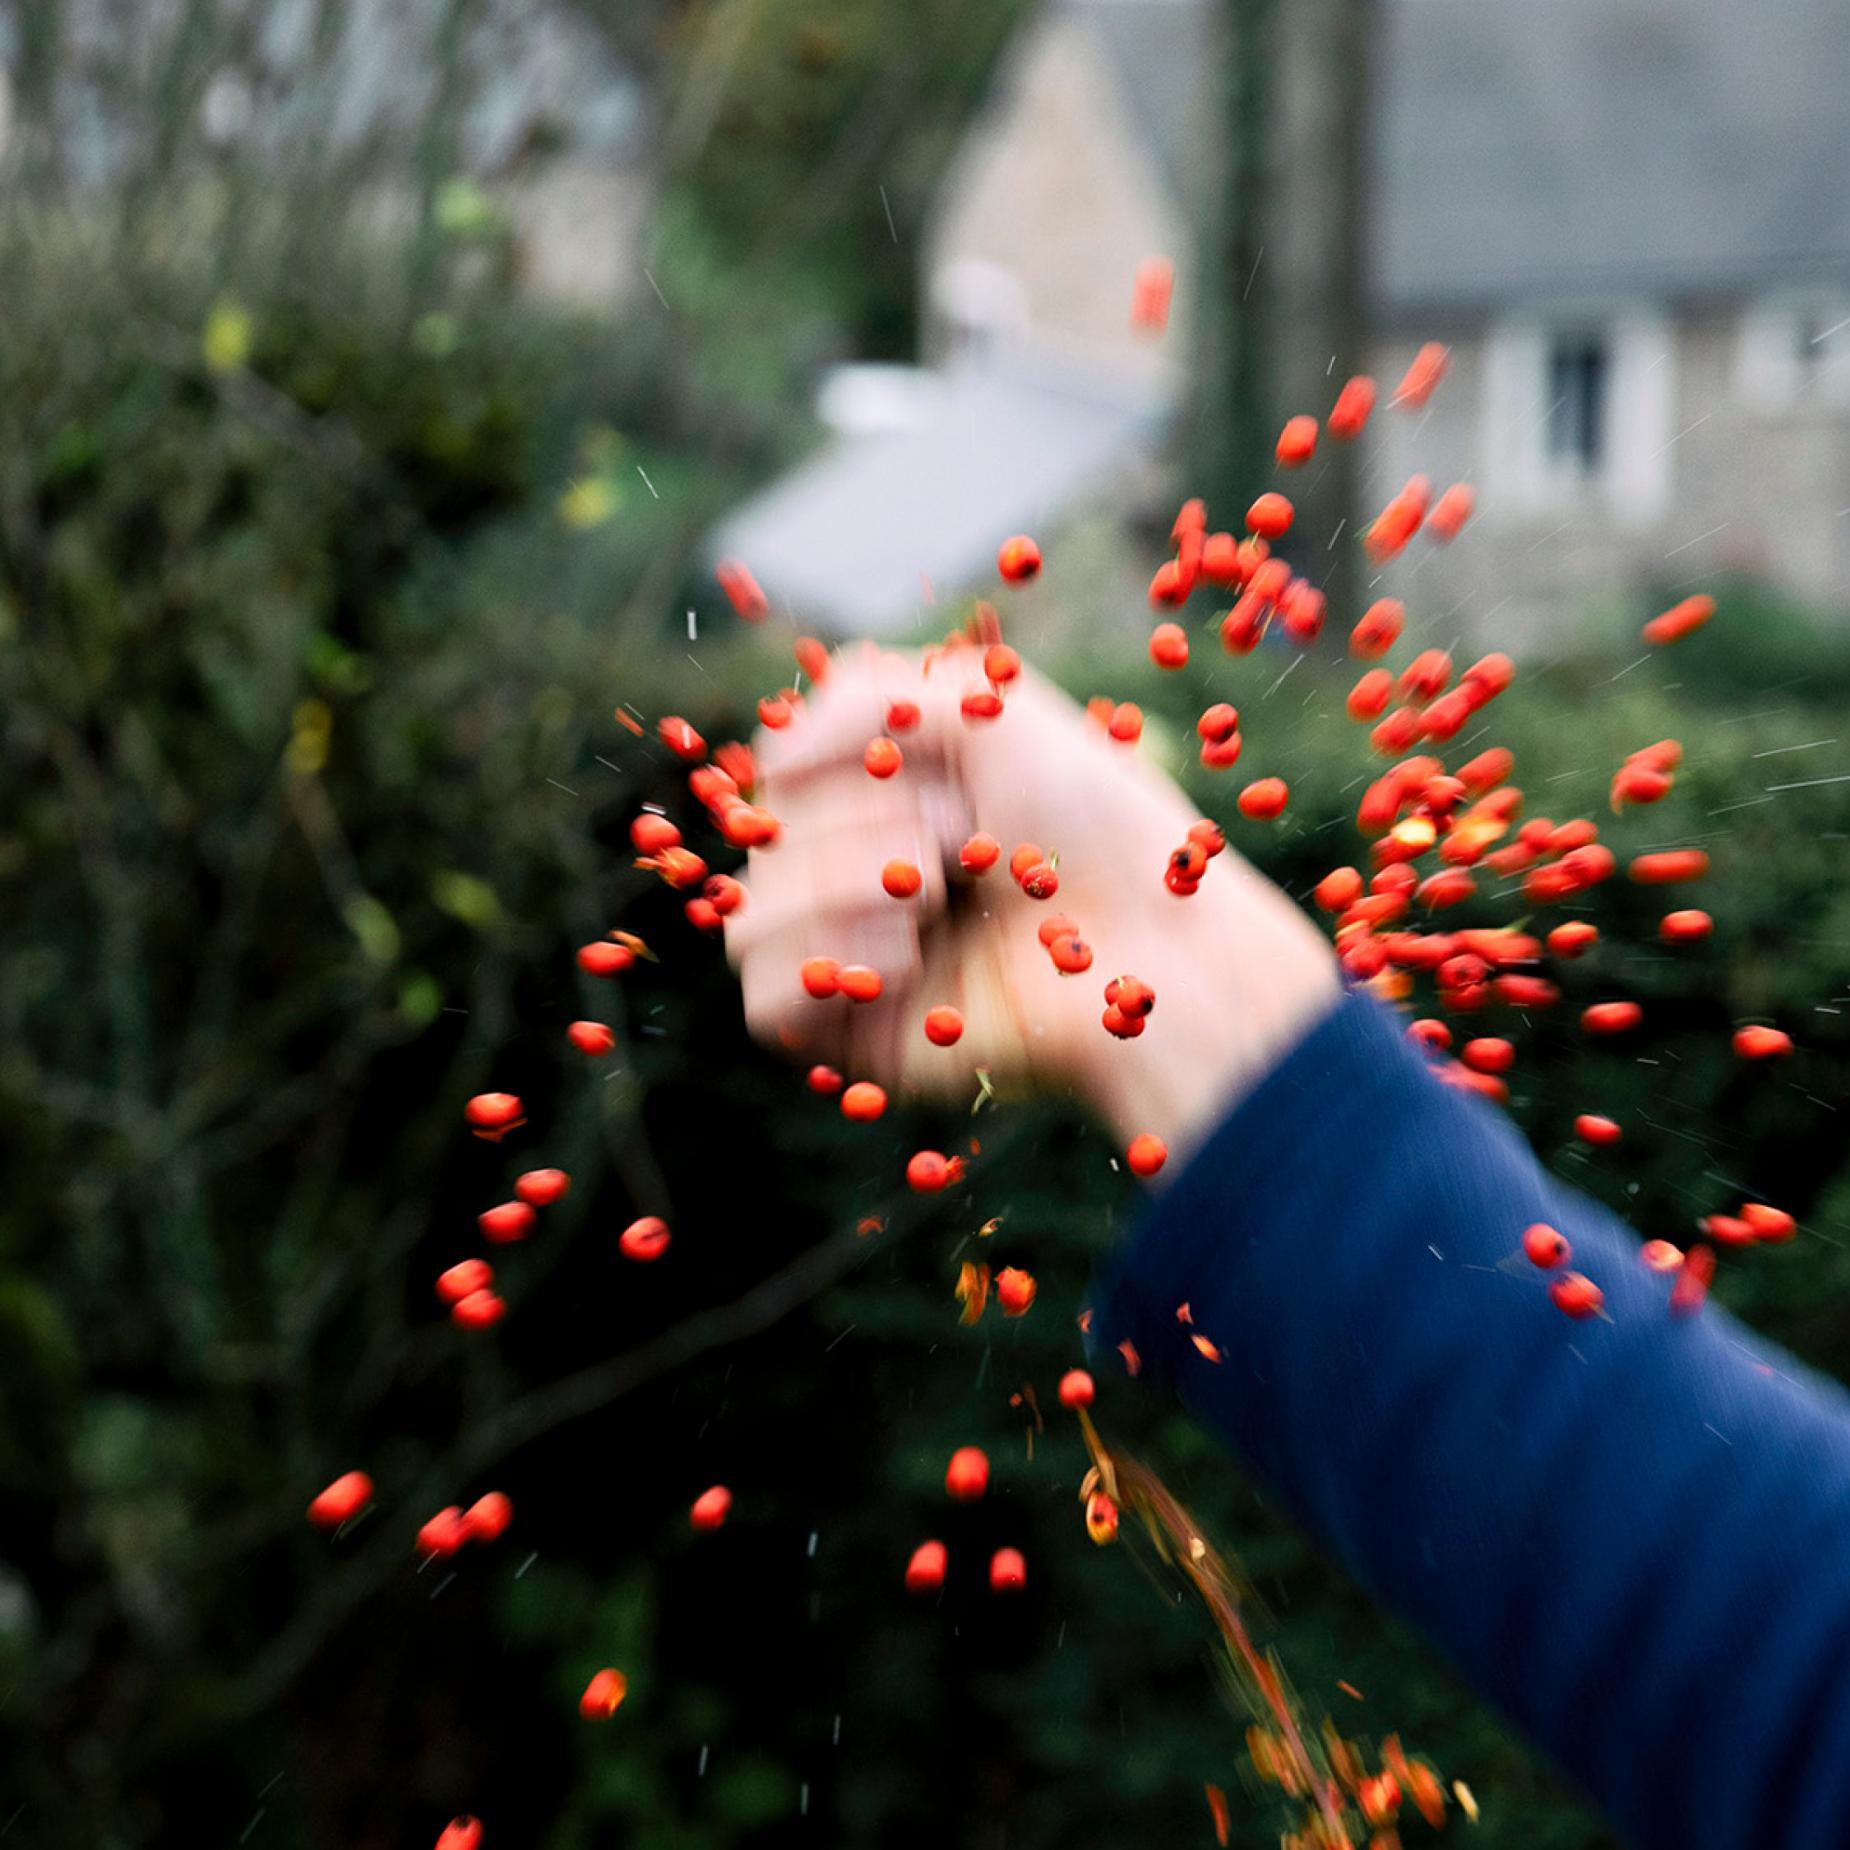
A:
[[726, 642, 1339, 1166]]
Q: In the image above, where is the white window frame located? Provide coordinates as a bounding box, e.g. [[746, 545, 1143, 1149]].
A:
[[1481, 309, 1672, 526], [1736, 292, 1850, 410]]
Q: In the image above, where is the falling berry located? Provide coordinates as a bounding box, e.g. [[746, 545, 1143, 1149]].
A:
[[307, 1471, 374, 1530]]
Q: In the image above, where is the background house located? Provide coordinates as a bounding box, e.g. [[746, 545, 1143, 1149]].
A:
[[713, 0, 1850, 642], [0, 0, 653, 312]]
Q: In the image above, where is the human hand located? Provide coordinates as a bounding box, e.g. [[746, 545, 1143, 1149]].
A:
[[726, 641, 1339, 1168]]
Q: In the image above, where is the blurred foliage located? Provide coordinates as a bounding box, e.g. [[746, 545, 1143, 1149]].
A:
[[3, 5, 1850, 1850]]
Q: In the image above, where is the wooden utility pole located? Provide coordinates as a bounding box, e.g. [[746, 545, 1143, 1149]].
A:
[[1192, 0, 1372, 625]]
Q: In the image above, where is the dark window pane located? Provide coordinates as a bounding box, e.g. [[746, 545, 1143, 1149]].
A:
[[1546, 336, 1608, 471]]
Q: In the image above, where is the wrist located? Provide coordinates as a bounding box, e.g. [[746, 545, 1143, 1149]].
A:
[[1082, 875, 1341, 1177]]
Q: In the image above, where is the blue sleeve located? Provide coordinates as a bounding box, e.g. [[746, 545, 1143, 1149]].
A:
[[1093, 990, 1850, 1850]]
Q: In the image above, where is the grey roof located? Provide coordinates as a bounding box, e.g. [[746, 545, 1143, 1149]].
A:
[[707, 358, 1162, 637], [1371, 0, 1850, 312], [1074, 0, 1850, 312]]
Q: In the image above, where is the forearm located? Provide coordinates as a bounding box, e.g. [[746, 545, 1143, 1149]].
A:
[[1095, 991, 1850, 1850]]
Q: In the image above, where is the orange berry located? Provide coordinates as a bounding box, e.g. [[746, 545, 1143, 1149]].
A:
[[864, 737, 903, 779], [995, 1266, 1036, 1317], [923, 1007, 964, 1047], [841, 1082, 888, 1122], [1149, 622, 1189, 669], [882, 859, 923, 899], [997, 535, 1042, 582], [800, 956, 840, 999], [1237, 777, 1289, 821], [578, 940, 634, 978], [1126, 1133, 1168, 1177], [960, 832, 1001, 874], [838, 963, 883, 1003], [1275, 414, 1318, 467], [1660, 909, 1713, 944], [984, 643, 1022, 684], [579, 1668, 628, 1721]]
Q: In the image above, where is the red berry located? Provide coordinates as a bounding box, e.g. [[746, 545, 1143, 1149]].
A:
[[1126, 1133, 1168, 1178], [905, 1539, 948, 1594], [838, 964, 883, 1003], [1547, 922, 1599, 959], [619, 1216, 671, 1262], [800, 956, 841, 999], [691, 1485, 733, 1531], [435, 1816, 483, 1850], [1275, 414, 1318, 467], [307, 1470, 374, 1530], [1245, 492, 1294, 538], [989, 1547, 1027, 1594], [907, 1150, 959, 1193], [464, 1492, 513, 1543], [629, 813, 682, 855], [1019, 861, 1059, 901], [1237, 777, 1289, 821], [515, 1168, 570, 1207], [568, 1020, 616, 1057], [1522, 1222, 1570, 1268], [807, 1064, 843, 1096], [1149, 622, 1189, 669], [841, 1082, 887, 1122], [437, 1258, 494, 1303], [997, 535, 1041, 582], [1581, 1001, 1642, 1036], [946, 1445, 989, 1502], [580, 1668, 628, 1721], [451, 1289, 506, 1330], [1549, 1272, 1604, 1319], [923, 1007, 965, 1047], [1660, 909, 1713, 944], [984, 643, 1022, 684], [1574, 1114, 1622, 1147], [578, 940, 635, 978], [886, 700, 921, 731], [1107, 702, 1143, 743], [1462, 1037, 1514, 1074], [1057, 1368, 1095, 1409], [960, 833, 1001, 874], [1733, 1024, 1792, 1060], [465, 1092, 523, 1131], [417, 1506, 469, 1557], [478, 1201, 535, 1245], [864, 737, 903, 779], [883, 859, 923, 899], [1197, 703, 1240, 744], [657, 716, 706, 763], [995, 1267, 1036, 1317]]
